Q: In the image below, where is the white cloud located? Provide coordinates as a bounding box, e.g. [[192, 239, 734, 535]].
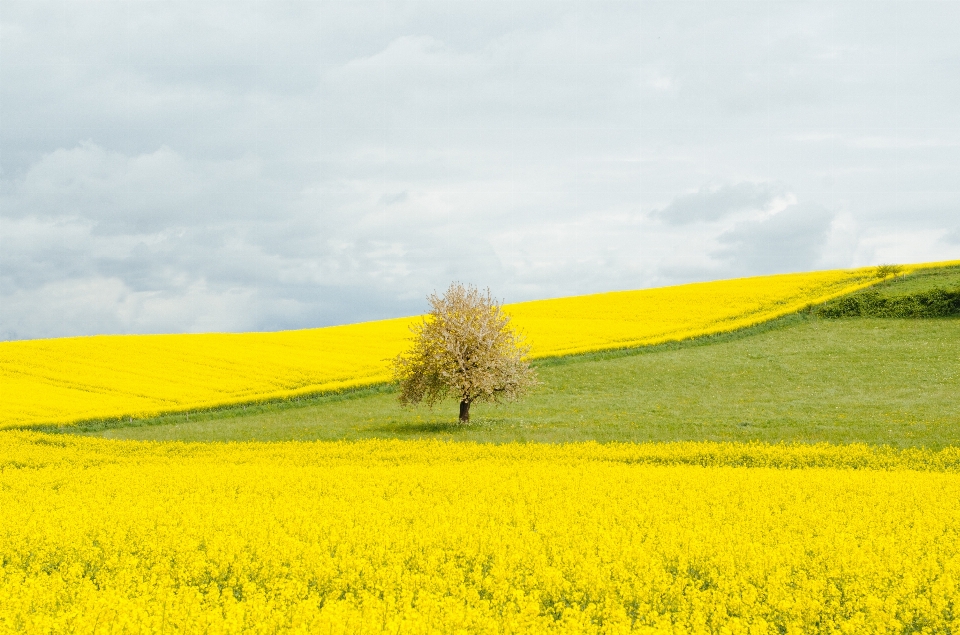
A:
[[714, 203, 835, 275], [2, 1, 959, 339], [652, 183, 793, 225], [855, 229, 960, 267], [0, 278, 260, 341], [3, 143, 271, 231]]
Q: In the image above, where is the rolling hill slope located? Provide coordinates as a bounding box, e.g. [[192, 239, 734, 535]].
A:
[[71, 262, 959, 447], [8, 263, 949, 429], [80, 314, 960, 448]]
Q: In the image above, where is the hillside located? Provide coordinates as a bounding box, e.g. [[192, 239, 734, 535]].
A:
[[76, 263, 960, 448], [816, 264, 960, 318], [77, 317, 959, 448], [4, 264, 923, 429]]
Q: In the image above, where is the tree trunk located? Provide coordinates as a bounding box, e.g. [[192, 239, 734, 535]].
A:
[[459, 399, 471, 423]]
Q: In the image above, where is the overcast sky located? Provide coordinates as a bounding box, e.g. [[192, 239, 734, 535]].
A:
[[2, 1, 958, 340]]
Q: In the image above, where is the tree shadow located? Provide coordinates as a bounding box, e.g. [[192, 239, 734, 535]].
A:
[[366, 420, 467, 435], [366, 416, 530, 436]]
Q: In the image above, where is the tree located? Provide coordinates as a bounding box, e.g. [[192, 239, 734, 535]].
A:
[[875, 263, 904, 279], [392, 283, 538, 423]]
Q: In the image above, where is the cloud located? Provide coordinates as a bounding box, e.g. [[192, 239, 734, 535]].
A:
[[2, 143, 272, 232], [0, 278, 258, 341], [2, 2, 959, 339], [652, 183, 790, 225], [714, 203, 835, 275]]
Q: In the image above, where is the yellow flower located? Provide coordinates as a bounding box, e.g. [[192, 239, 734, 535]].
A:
[[0, 435, 958, 633]]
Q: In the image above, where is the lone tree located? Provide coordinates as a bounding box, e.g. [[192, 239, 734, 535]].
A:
[[392, 283, 538, 423], [875, 263, 904, 279]]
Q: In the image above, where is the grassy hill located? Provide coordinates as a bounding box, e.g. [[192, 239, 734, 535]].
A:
[[73, 264, 960, 448], [815, 264, 960, 318], [5, 265, 902, 429], [852, 264, 960, 296]]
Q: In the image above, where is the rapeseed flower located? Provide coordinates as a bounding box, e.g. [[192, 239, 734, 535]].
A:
[[0, 435, 957, 633]]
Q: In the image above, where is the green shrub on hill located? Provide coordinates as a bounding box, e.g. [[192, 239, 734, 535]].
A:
[[874, 263, 904, 279], [817, 287, 960, 318]]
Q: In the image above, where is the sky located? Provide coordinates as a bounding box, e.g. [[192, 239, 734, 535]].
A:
[[1, 1, 958, 341]]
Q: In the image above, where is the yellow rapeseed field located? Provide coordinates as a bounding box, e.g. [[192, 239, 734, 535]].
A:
[[1, 261, 953, 428], [1, 435, 958, 634]]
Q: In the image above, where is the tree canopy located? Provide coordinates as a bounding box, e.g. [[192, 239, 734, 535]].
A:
[[392, 283, 538, 422]]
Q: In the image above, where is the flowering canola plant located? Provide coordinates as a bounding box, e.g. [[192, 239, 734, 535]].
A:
[[1, 434, 958, 634], [1, 261, 954, 428]]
